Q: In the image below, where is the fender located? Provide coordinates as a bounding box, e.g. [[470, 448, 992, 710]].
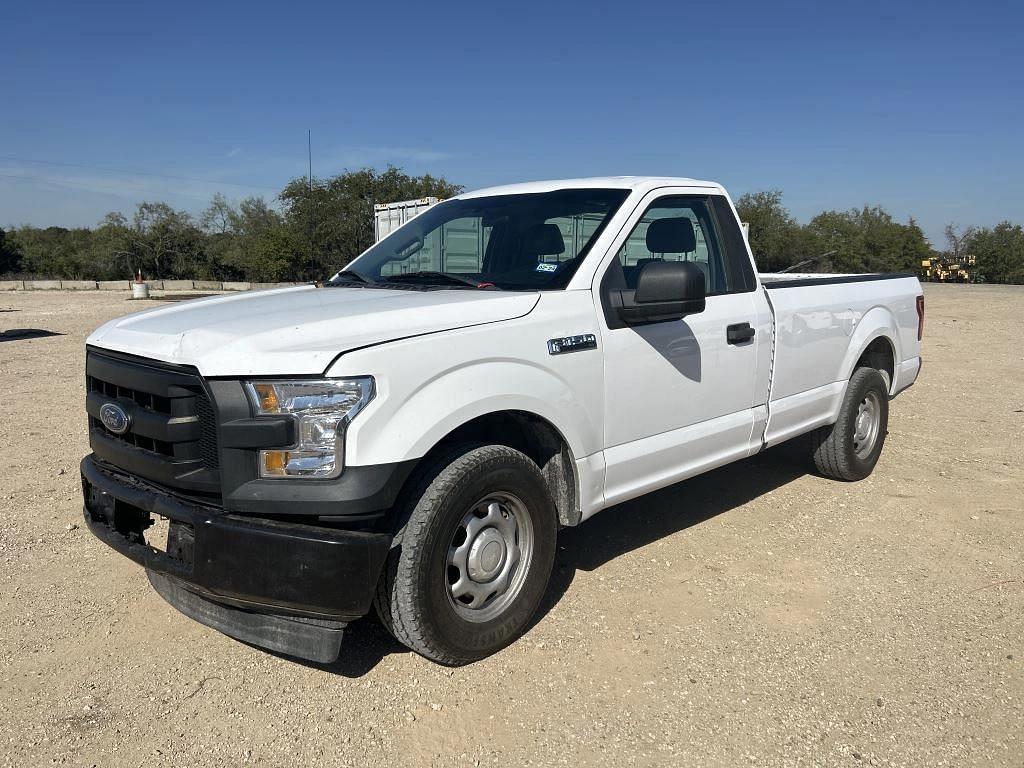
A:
[[336, 356, 601, 468], [763, 304, 902, 448], [838, 305, 901, 395], [326, 290, 605, 469]]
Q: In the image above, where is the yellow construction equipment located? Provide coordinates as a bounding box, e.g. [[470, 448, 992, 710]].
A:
[[921, 254, 975, 283]]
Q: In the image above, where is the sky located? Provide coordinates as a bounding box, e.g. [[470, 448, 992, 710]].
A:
[[1, 0, 1021, 247]]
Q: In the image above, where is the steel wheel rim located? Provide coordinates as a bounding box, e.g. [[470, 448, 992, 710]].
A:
[[852, 390, 882, 460], [445, 492, 534, 623]]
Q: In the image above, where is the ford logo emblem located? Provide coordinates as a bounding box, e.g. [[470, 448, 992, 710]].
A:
[[99, 402, 131, 435]]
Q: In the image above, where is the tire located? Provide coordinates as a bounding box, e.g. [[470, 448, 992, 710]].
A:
[[374, 443, 557, 665], [810, 366, 890, 481]]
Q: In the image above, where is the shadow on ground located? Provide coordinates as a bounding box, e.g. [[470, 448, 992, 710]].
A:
[[302, 442, 811, 677], [536, 444, 809, 621], [0, 328, 63, 342]]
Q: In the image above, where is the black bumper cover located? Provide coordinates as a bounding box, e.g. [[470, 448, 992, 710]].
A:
[[146, 570, 347, 663], [81, 455, 393, 662]]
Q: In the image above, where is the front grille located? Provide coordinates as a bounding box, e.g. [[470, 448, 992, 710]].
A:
[[86, 349, 221, 499], [195, 394, 219, 469], [89, 376, 172, 413], [87, 373, 219, 469]]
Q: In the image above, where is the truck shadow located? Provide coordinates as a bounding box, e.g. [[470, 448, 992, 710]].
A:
[[310, 443, 810, 677], [534, 444, 809, 622]]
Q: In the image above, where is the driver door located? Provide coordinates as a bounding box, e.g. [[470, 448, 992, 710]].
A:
[[597, 191, 763, 506]]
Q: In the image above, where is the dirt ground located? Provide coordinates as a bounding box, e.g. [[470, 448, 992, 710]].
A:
[[1, 284, 1021, 767]]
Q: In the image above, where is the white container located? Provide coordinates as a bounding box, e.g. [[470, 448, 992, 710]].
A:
[[131, 282, 150, 299], [374, 198, 440, 243]]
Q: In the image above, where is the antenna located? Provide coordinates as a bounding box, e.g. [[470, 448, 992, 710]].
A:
[[307, 129, 314, 277], [779, 250, 838, 274]]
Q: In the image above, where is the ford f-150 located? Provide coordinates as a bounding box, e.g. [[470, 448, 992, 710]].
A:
[[81, 177, 924, 665]]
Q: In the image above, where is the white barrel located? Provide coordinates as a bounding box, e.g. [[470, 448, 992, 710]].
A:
[[131, 282, 150, 299]]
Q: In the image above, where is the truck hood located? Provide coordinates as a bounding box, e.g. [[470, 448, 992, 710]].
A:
[[87, 285, 540, 376]]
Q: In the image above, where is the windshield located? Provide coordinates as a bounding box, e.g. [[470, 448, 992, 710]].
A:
[[334, 188, 629, 290]]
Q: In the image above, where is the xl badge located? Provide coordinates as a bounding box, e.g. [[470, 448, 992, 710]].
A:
[[547, 334, 597, 355], [99, 402, 131, 435]]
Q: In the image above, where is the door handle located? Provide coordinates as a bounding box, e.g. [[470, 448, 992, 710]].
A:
[[727, 322, 756, 345]]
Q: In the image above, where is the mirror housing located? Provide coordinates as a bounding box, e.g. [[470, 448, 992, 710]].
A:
[[615, 261, 706, 325]]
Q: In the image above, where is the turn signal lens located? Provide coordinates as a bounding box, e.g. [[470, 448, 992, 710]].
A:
[[262, 450, 288, 475], [251, 382, 280, 412]]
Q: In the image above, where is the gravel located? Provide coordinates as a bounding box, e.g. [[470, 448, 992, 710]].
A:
[[1, 284, 1021, 767]]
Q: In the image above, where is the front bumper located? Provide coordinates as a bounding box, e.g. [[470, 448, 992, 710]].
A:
[[81, 455, 392, 662]]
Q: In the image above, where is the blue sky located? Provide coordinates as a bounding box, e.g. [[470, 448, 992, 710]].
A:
[[2, 0, 1021, 247]]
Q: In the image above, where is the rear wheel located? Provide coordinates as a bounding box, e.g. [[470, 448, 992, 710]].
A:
[[374, 444, 557, 665], [810, 366, 890, 481]]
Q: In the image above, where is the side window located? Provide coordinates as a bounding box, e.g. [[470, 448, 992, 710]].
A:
[[612, 197, 728, 294], [710, 195, 757, 292]]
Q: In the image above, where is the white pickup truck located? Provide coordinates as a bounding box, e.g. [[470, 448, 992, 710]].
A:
[[81, 177, 923, 665]]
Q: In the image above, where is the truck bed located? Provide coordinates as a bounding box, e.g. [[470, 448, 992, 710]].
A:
[[759, 271, 922, 448]]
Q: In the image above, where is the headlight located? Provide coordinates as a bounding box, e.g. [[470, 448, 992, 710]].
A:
[[244, 378, 374, 479]]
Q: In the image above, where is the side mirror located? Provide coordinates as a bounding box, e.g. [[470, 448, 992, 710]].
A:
[[615, 261, 706, 325]]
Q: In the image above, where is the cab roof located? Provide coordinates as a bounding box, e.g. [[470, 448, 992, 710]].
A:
[[457, 176, 724, 200]]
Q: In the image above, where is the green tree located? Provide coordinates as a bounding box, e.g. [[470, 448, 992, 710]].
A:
[[201, 194, 298, 281], [0, 227, 22, 274], [968, 222, 1024, 284], [88, 213, 134, 279], [3, 166, 460, 281], [200, 192, 235, 236], [279, 166, 462, 279], [130, 202, 208, 279], [943, 223, 976, 263], [8, 225, 93, 278], [806, 206, 931, 274], [734, 190, 812, 271], [896, 218, 934, 273]]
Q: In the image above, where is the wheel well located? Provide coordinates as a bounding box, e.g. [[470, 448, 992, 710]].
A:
[[411, 411, 580, 528], [856, 336, 895, 392]]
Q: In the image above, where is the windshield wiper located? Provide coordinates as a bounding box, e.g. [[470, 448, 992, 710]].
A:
[[329, 269, 372, 285], [382, 271, 496, 289]]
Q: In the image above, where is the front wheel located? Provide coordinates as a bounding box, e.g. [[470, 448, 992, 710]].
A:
[[810, 366, 890, 481], [374, 444, 557, 665]]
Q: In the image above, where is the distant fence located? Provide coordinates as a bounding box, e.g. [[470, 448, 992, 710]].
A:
[[0, 280, 304, 292]]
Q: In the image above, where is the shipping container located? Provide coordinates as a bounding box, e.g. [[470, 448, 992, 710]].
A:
[[373, 198, 441, 243]]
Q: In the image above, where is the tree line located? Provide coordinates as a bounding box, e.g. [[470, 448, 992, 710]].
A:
[[735, 190, 1024, 284], [2, 173, 1023, 284], [0, 167, 461, 283]]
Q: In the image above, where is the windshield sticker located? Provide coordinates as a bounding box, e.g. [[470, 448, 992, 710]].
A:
[[535, 262, 558, 273]]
